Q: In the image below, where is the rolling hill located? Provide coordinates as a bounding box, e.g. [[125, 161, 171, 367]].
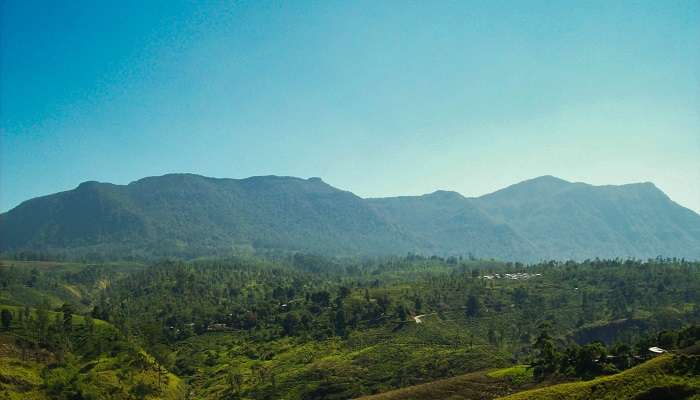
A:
[[496, 354, 700, 400], [1, 174, 699, 261], [355, 354, 700, 400]]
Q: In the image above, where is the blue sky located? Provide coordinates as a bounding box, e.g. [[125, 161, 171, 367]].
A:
[[2, 1, 699, 212]]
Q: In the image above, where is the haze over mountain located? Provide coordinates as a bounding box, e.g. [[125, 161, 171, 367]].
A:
[[1, 174, 699, 261]]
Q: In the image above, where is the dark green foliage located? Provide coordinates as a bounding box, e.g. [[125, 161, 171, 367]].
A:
[[0, 174, 414, 260], [532, 324, 558, 378], [465, 294, 482, 318], [1, 308, 11, 329], [61, 303, 73, 332], [1, 256, 699, 399]]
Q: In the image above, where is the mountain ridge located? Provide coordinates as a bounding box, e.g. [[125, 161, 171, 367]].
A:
[[2, 173, 699, 261]]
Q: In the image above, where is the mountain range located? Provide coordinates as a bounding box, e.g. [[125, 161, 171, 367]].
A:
[[1, 174, 699, 261]]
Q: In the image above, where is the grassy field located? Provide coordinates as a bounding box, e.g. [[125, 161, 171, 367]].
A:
[[496, 354, 700, 400], [355, 365, 534, 400], [176, 319, 512, 399], [355, 354, 700, 400]]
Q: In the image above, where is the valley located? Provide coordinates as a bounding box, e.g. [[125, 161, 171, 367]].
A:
[[1, 255, 698, 399]]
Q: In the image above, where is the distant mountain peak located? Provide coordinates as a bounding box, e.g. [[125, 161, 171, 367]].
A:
[[77, 180, 102, 189], [520, 175, 571, 186], [425, 190, 465, 199], [479, 175, 572, 200]]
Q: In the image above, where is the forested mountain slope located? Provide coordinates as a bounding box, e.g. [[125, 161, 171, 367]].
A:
[[472, 176, 700, 260], [1, 174, 699, 261], [366, 191, 537, 260], [0, 174, 413, 259]]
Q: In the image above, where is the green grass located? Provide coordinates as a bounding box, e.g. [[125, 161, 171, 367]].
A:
[[355, 369, 525, 400], [487, 365, 534, 386], [175, 320, 512, 399], [0, 353, 185, 400], [0, 303, 185, 400], [496, 355, 700, 400], [0, 358, 50, 400]]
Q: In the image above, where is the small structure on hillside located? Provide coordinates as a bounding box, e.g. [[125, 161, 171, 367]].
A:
[[207, 323, 231, 331], [648, 346, 667, 354]]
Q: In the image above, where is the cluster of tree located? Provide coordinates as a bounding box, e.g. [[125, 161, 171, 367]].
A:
[[2, 255, 699, 399], [0, 301, 181, 399], [531, 323, 700, 379]]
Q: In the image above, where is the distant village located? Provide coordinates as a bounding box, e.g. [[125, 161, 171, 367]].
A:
[[480, 272, 542, 280]]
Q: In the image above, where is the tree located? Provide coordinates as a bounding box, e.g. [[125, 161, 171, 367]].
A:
[[1, 309, 12, 330], [466, 294, 481, 318], [226, 371, 244, 399], [338, 286, 351, 299], [611, 343, 633, 370], [413, 296, 423, 312], [91, 305, 103, 320], [657, 330, 678, 349], [310, 291, 330, 307], [282, 313, 299, 336], [61, 303, 74, 333], [334, 309, 347, 337], [488, 328, 500, 346], [272, 286, 286, 302], [513, 287, 528, 305], [532, 324, 558, 378], [395, 304, 407, 322], [36, 305, 49, 343], [377, 294, 391, 313], [85, 316, 95, 335], [575, 342, 608, 377]]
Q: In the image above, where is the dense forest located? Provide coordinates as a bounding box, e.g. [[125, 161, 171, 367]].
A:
[[3, 174, 700, 262], [1, 255, 699, 399]]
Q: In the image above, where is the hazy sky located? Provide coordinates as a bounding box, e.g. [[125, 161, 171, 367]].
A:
[[2, 1, 699, 212]]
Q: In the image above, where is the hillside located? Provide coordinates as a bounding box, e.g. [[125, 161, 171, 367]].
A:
[[366, 191, 537, 260], [473, 176, 700, 260], [1, 174, 699, 260], [0, 174, 414, 259], [1, 257, 699, 399], [0, 304, 185, 400], [496, 354, 700, 400], [354, 366, 534, 400], [355, 354, 700, 400]]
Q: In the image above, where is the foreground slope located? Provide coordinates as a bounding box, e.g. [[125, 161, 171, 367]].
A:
[[497, 354, 700, 400], [355, 366, 534, 400], [357, 354, 700, 400]]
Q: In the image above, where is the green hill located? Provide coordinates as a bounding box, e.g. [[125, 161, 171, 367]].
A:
[[0, 174, 413, 259], [366, 191, 536, 260], [496, 354, 700, 400], [2, 174, 699, 261], [354, 366, 534, 400], [1, 257, 699, 399], [0, 304, 185, 400], [474, 176, 700, 260], [356, 354, 700, 400]]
